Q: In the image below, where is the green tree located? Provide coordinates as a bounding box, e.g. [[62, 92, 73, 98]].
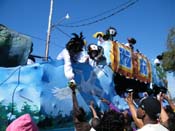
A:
[[0, 103, 8, 131], [162, 27, 175, 73]]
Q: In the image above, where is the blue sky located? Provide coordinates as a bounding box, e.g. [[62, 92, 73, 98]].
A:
[[1, 0, 175, 95]]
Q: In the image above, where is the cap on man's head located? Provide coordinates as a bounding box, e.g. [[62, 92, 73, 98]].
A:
[[127, 38, 136, 44], [139, 97, 161, 120]]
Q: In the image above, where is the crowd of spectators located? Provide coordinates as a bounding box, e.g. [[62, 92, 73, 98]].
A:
[[68, 80, 175, 131], [5, 81, 175, 131]]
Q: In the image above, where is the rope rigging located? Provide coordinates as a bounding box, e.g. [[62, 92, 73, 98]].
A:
[[3, 0, 139, 56], [57, 0, 139, 28], [11, 0, 139, 45]]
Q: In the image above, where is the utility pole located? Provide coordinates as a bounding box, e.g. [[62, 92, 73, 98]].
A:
[[44, 0, 54, 61]]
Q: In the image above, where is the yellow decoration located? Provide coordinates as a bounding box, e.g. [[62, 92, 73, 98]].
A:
[[93, 32, 104, 38]]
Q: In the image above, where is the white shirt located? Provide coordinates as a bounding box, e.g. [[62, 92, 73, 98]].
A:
[[154, 58, 161, 65], [97, 36, 104, 46], [56, 48, 88, 80], [90, 128, 96, 131], [137, 123, 169, 131], [125, 43, 130, 47], [56, 48, 74, 80], [27, 59, 35, 65]]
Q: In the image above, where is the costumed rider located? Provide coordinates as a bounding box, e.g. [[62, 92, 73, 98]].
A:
[[93, 32, 104, 45], [87, 43, 106, 67], [104, 26, 117, 41], [154, 54, 167, 88], [56, 32, 88, 83], [154, 54, 163, 66], [125, 37, 136, 51]]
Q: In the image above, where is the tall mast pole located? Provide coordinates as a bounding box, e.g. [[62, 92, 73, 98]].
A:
[[44, 0, 54, 61]]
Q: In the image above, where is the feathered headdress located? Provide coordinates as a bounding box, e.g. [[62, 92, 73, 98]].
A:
[[66, 32, 86, 57]]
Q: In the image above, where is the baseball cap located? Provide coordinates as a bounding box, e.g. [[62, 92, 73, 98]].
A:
[[139, 97, 161, 120]]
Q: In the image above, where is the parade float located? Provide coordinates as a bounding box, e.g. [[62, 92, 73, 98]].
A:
[[0, 24, 167, 130]]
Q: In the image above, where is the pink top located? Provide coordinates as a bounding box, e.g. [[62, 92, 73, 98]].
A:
[[6, 114, 38, 131]]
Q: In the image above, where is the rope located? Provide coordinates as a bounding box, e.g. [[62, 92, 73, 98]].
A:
[[8, 66, 21, 123], [0, 67, 21, 86], [58, 0, 139, 28], [54, 27, 72, 38]]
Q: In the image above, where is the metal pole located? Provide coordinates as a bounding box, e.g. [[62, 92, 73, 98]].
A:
[[44, 0, 54, 61]]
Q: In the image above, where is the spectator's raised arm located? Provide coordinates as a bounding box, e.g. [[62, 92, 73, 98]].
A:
[[89, 101, 100, 130], [125, 92, 144, 129], [163, 93, 175, 111], [157, 92, 169, 125], [68, 82, 91, 131], [101, 97, 120, 113]]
